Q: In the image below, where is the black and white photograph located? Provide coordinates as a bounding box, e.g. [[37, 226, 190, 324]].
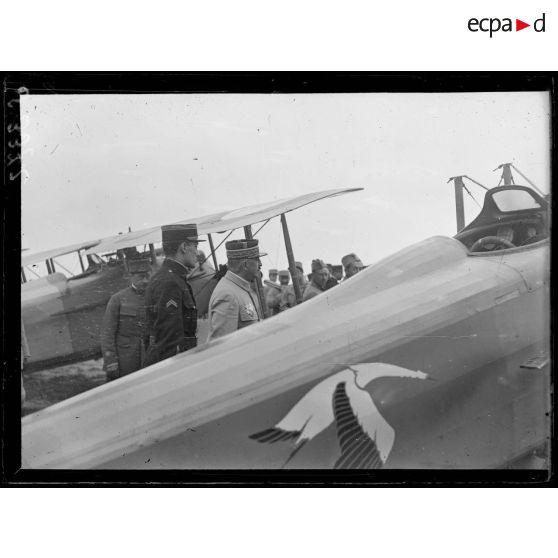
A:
[[7, 74, 551, 476]]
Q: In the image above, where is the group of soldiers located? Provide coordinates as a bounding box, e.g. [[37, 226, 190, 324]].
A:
[[263, 252, 364, 314], [100, 222, 365, 382]]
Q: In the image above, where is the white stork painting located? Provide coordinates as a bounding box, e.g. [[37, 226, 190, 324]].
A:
[[250, 363, 431, 468]]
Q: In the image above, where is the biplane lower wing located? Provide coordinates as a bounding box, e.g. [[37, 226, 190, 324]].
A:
[[22, 236, 550, 469]]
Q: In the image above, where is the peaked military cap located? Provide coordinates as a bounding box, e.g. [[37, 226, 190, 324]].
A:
[[269, 268, 278, 274], [126, 258, 152, 274], [225, 239, 267, 260], [161, 223, 205, 244], [278, 269, 290, 278]]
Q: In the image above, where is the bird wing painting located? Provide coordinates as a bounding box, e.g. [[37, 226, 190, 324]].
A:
[[250, 364, 429, 468]]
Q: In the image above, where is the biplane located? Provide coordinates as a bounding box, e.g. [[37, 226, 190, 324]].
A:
[[21, 165, 550, 469], [21, 188, 362, 370]]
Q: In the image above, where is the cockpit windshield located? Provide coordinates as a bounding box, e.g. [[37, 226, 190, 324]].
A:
[[454, 185, 549, 253], [491, 189, 542, 212]]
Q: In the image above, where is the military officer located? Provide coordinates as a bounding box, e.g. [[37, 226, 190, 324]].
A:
[[279, 269, 296, 312], [143, 223, 204, 366], [101, 258, 152, 381], [293, 261, 308, 292], [188, 249, 217, 317], [207, 239, 266, 341], [341, 253, 364, 279], [302, 259, 329, 301]]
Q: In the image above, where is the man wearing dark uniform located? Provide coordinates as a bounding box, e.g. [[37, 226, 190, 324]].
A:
[[101, 258, 152, 381], [142, 223, 204, 366]]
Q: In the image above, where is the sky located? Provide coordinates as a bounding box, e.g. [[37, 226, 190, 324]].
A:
[[20, 91, 551, 278]]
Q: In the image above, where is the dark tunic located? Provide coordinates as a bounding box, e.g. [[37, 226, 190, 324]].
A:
[[324, 276, 339, 290], [143, 258, 197, 366], [100, 286, 147, 380]]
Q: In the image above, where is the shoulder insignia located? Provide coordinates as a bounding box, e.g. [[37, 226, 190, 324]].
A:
[[166, 299, 178, 309]]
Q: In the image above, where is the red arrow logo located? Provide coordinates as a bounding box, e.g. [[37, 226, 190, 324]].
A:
[[516, 19, 530, 31]]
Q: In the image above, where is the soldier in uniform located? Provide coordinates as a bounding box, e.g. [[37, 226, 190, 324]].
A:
[[188, 249, 217, 318], [142, 224, 203, 366], [263, 268, 279, 314], [101, 258, 152, 381], [302, 259, 329, 301], [207, 239, 266, 341], [341, 253, 364, 280], [293, 261, 308, 293], [265, 269, 292, 315], [324, 264, 339, 290]]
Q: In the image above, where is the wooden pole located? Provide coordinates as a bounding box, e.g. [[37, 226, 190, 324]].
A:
[[501, 163, 514, 186], [280, 213, 303, 304], [453, 177, 465, 233], [243, 225, 269, 318], [207, 234, 219, 270], [78, 250, 85, 272], [149, 243, 157, 265]]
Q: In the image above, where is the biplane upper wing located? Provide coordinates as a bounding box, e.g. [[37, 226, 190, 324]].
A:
[[22, 240, 102, 268], [83, 188, 363, 255]]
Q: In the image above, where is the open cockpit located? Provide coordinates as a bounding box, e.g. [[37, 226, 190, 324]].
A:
[[454, 185, 549, 254]]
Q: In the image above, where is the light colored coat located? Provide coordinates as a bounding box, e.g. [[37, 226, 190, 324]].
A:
[[207, 271, 263, 341], [302, 282, 323, 302]]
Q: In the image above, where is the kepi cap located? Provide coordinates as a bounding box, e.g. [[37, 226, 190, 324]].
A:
[[278, 269, 290, 278], [226, 239, 267, 260], [162, 223, 205, 244]]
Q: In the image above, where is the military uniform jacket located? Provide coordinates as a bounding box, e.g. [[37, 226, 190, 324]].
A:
[[143, 258, 197, 366], [302, 282, 323, 302], [100, 286, 147, 379], [207, 270, 263, 341]]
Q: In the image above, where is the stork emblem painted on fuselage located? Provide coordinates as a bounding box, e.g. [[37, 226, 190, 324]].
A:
[[250, 363, 430, 468]]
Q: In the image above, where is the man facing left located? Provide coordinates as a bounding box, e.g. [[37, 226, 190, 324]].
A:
[[101, 258, 152, 381], [143, 223, 204, 367]]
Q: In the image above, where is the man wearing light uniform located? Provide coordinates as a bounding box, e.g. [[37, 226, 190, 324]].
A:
[[207, 239, 266, 341]]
